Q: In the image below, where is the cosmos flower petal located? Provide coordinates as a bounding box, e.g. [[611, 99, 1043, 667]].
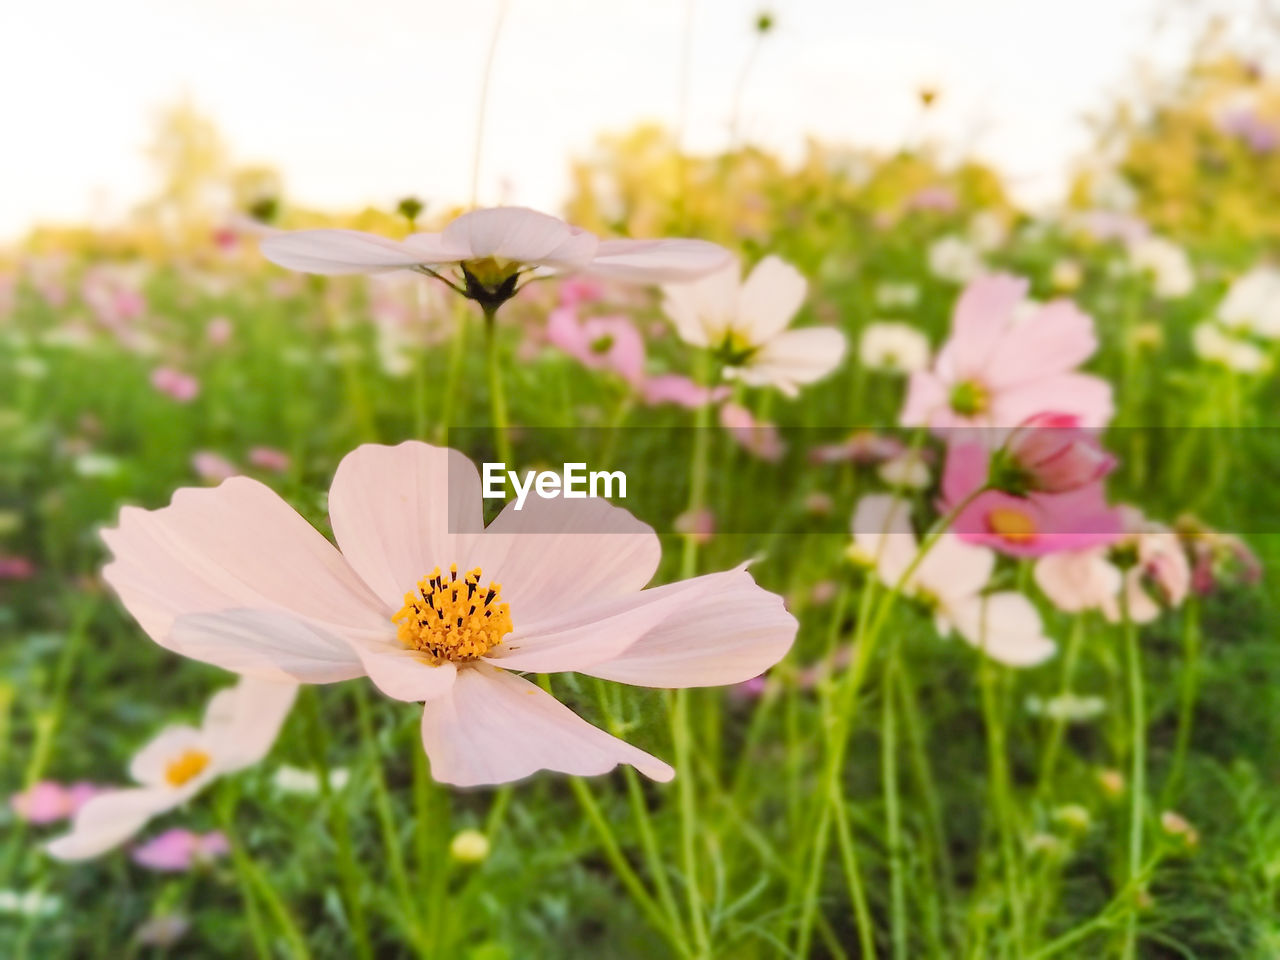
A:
[[911, 534, 996, 604], [465, 495, 660, 624], [129, 725, 208, 786], [101, 477, 387, 665], [662, 259, 739, 345], [350, 642, 458, 702], [985, 299, 1098, 388], [46, 788, 174, 862], [590, 238, 733, 283], [737, 255, 807, 342], [260, 230, 435, 274], [201, 677, 299, 772], [852, 494, 917, 585], [169, 609, 368, 683], [948, 593, 1056, 667], [441, 207, 598, 268], [419, 665, 674, 787], [577, 567, 797, 687], [328, 442, 485, 610], [939, 273, 1028, 376], [738, 327, 847, 393], [991, 373, 1114, 430]]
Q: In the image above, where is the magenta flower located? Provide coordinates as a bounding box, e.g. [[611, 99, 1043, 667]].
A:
[[10, 781, 104, 825], [546, 306, 646, 387], [997, 413, 1116, 494], [941, 441, 1122, 557], [0, 555, 34, 581], [901, 275, 1112, 433], [131, 829, 229, 872], [248, 447, 291, 473], [639, 375, 729, 409], [151, 368, 200, 403]]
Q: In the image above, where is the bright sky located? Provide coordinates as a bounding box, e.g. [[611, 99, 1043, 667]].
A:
[[1, 0, 1264, 241]]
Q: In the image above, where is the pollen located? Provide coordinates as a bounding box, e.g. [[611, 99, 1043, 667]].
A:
[[949, 379, 990, 416], [987, 507, 1038, 544], [165, 749, 212, 787], [392, 564, 513, 665]]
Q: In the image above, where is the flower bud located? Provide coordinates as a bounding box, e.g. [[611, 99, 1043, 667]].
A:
[[999, 412, 1116, 494]]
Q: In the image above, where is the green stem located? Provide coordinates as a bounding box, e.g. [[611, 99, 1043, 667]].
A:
[[1120, 605, 1146, 960], [978, 639, 1025, 953], [883, 653, 907, 960], [1162, 598, 1200, 805], [483, 305, 513, 466], [1036, 614, 1087, 794], [436, 300, 470, 444]]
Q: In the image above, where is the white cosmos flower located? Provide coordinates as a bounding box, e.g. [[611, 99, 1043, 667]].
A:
[[47, 678, 296, 861], [1218, 265, 1280, 338], [927, 235, 985, 284], [98, 442, 796, 787], [260, 206, 730, 309], [859, 322, 930, 374], [661, 255, 846, 396], [1192, 322, 1268, 373], [1128, 236, 1194, 298], [852, 495, 1055, 667]]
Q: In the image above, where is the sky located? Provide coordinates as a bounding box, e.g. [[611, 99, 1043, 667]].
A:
[[0, 0, 1265, 240]]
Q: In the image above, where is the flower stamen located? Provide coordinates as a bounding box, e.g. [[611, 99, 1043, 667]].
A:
[[392, 564, 513, 665], [165, 749, 212, 787]]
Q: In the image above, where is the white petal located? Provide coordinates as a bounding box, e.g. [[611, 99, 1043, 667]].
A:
[[661, 258, 740, 346], [591, 238, 732, 283], [737, 255, 807, 342], [577, 567, 797, 687], [948, 593, 1056, 667], [260, 230, 434, 275], [350, 641, 458, 702], [465, 494, 660, 626], [202, 677, 299, 773], [441, 207, 597, 269], [328, 442, 485, 610], [419, 665, 674, 787], [851, 494, 917, 584], [739, 327, 846, 392], [101, 477, 384, 680], [45, 788, 174, 861], [128, 724, 210, 787], [911, 534, 995, 604]]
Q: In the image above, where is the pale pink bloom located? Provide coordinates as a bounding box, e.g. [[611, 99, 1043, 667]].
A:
[[662, 256, 846, 396], [719, 403, 786, 461], [673, 508, 716, 545], [248, 447, 291, 473], [852, 495, 1055, 666], [47, 678, 296, 860], [809, 431, 905, 465], [1034, 548, 1124, 614], [191, 452, 239, 483], [131, 829, 229, 872], [11, 781, 104, 825], [557, 278, 605, 306], [546, 306, 646, 386], [941, 441, 1122, 557], [1001, 413, 1116, 494], [150, 367, 200, 403], [1175, 516, 1262, 595], [908, 185, 958, 213], [0, 555, 34, 580], [639, 375, 729, 409], [901, 274, 1113, 432], [205, 316, 234, 346], [97, 442, 796, 787], [260, 207, 729, 309]]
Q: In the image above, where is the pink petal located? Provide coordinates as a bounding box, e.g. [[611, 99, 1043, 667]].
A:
[[441, 207, 598, 269], [327, 442, 485, 610], [131, 829, 200, 872], [984, 299, 1098, 389], [990, 373, 1114, 429], [937, 274, 1028, 378], [11, 782, 72, 825], [589, 238, 732, 283], [260, 230, 440, 275], [349, 641, 457, 702], [46, 788, 172, 861], [947, 592, 1055, 667], [466, 495, 660, 626], [577, 567, 797, 688], [898, 370, 949, 427], [102, 478, 384, 681], [420, 665, 674, 786], [201, 677, 298, 772]]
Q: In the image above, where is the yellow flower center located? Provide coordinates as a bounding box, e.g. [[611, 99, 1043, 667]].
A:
[[165, 749, 212, 787], [392, 564, 513, 665], [987, 507, 1038, 544], [949, 379, 989, 416]]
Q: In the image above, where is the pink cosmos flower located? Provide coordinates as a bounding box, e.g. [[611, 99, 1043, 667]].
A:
[[131, 829, 229, 872], [941, 441, 1122, 557], [192, 452, 239, 483], [852, 495, 1055, 666], [639, 375, 730, 409], [151, 367, 200, 403], [205, 316, 234, 346], [546, 306, 646, 386], [97, 442, 796, 787], [248, 447, 291, 473], [719, 403, 786, 461], [47, 678, 295, 860], [557, 278, 605, 306], [10, 782, 104, 825], [0, 555, 35, 580], [900, 275, 1113, 433], [673, 508, 716, 545], [999, 413, 1116, 494], [261, 206, 729, 310]]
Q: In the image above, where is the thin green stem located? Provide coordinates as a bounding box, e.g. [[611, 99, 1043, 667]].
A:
[[483, 305, 513, 466], [883, 653, 907, 960], [1120, 605, 1146, 960], [1162, 598, 1201, 805], [1036, 614, 1087, 795]]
